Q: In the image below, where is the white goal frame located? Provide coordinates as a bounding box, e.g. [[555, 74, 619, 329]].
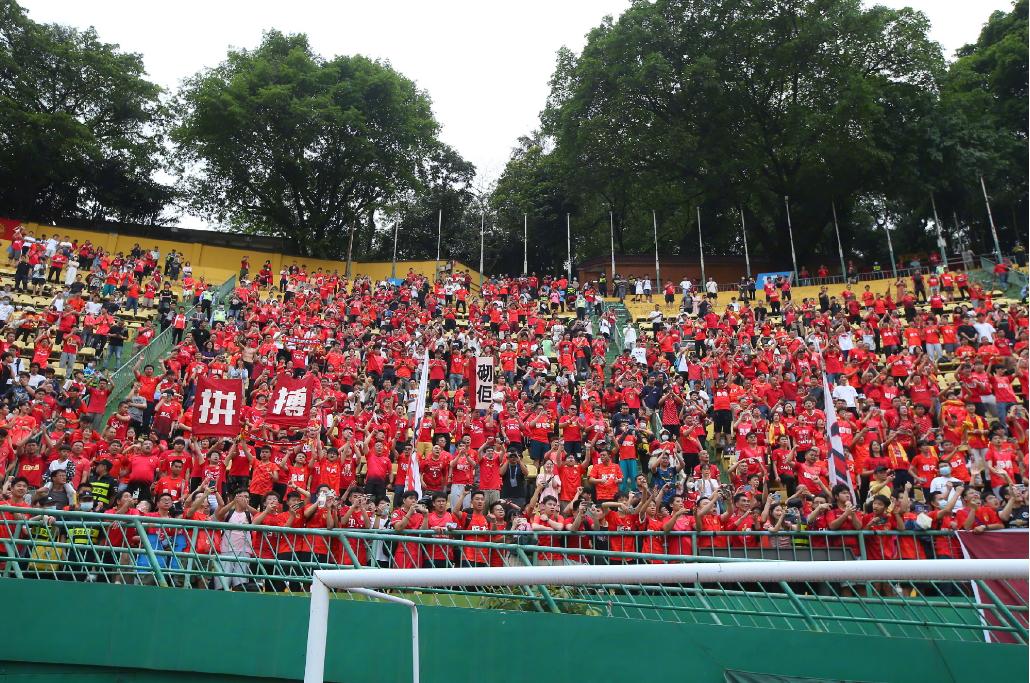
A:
[[303, 558, 1028, 683]]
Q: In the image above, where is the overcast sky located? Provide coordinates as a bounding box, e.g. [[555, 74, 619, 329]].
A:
[[20, 0, 1013, 227]]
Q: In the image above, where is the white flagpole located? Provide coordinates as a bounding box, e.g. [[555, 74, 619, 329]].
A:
[[929, 194, 947, 272], [697, 206, 706, 285], [609, 211, 616, 283], [435, 209, 442, 278], [784, 195, 799, 282], [522, 213, 528, 275], [739, 206, 751, 278], [652, 210, 661, 287], [391, 218, 399, 279], [831, 201, 846, 280], [566, 213, 572, 281], [406, 353, 430, 497], [978, 175, 1003, 262], [882, 214, 898, 279]]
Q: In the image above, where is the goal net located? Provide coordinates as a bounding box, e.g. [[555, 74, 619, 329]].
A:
[[302, 558, 1027, 683]]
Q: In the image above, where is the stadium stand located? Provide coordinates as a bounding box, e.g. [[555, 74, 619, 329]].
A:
[[0, 220, 1025, 612]]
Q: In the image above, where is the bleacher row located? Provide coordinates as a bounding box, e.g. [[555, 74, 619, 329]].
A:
[[617, 277, 1023, 476], [0, 262, 181, 380]]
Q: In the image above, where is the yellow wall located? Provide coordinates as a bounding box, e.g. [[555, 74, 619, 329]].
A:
[[13, 222, 481, 285]]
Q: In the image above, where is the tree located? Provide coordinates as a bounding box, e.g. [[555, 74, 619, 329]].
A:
[[929, 0, 1027, 254], [369, 145, 480, 266], [536, 0, 953, 268], [172, 30, 461, 259], [490, 132, 578, 275], [0, 0, 171, 223]]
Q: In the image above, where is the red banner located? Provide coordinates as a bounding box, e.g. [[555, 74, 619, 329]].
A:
[[265, 374, 316, 428], [192, 376, 245, 438], [0, 218, 23, 241], [958, 529, 1029, 643]]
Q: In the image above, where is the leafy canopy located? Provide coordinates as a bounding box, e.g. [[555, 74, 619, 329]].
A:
[[172, 30, 460, 258], [0, 0, 170, 224]]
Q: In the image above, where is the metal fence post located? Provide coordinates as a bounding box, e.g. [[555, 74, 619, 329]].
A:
[[779, 582, 823, 632], [132, 519, 167, 587], [512, 546, 561, 614]]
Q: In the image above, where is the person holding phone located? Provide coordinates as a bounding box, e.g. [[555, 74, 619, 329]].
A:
[[390, 491, 427, 569]]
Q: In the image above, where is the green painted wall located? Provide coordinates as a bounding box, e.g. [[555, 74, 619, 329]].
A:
[[0, 579, 1024, 683]]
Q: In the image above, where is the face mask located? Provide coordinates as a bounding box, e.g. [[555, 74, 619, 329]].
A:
[[80, 502, 93, 511], [939, 466, 951, 476], [661, 434, 670, 441]]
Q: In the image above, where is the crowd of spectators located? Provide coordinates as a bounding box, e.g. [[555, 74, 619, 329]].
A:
[[0, 236, 1026, 589]]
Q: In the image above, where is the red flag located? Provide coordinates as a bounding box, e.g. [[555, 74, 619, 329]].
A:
[[266, 374, 316, 428], [192, 376, 244, 438], [958, 530, 1029, 643]]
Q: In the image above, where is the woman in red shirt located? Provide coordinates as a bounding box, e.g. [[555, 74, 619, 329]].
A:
[[862, 494, 898, 562], [664, 493, 696, 557], [694, 491, 727, 549]]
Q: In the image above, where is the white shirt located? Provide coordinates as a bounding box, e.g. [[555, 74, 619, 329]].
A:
[[85, 301, 103, 315], [630, 346, 648, 365], [973, 322, 995, 342], [929, 478, 964, 511], [680, 279, 691, 294], [706, 280, 718, 294], [831, 383, 858, 408], [623, 325, 637, 348], [838, 332, 855, 351]]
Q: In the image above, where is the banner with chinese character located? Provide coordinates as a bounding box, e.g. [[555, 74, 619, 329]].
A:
[[266, 374, 316, 428], [192, 376, 244, 438], [474, 356, 494, 411]]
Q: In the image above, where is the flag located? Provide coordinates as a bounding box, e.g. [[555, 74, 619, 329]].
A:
[[474, 355, 495, 411], [405, 353, 430, 497], [821, 370, 854, 497], [192, 376, 244, 438], [265, 374, 316, 428], [958, 529, 1029, 643]]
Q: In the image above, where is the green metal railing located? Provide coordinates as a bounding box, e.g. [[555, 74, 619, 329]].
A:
[[104, 275, 236, 420], [979, 255, 1027, 298], [0, 506, 1025, 643]]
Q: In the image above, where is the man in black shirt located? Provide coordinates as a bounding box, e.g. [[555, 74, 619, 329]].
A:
[[106, 322, 126, 369], [956, 316, 978, 345], [1000, 485, 1028, 529], [85, 460, 118, 510], [818, 288, 830, 312], [158, 287, 175, 313], [13, 257, 29, 292]]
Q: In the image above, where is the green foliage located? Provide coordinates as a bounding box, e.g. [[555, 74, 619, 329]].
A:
[[0, 0, 1022, 268], [367, 146, 484, 267], [481, 585, 603, 616], [495, 0, 1027, 271], [0, 0, 171, 223], [171, 30, 463, 258], [931, 0, 1028, 254]]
